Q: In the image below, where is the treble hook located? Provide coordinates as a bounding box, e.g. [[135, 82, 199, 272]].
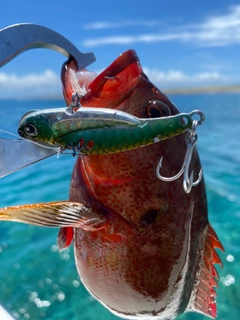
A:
[[156, 110, 205, 193]]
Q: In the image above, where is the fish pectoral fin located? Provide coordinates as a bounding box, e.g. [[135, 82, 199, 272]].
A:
[[0, 201, 106, 229], [186, 224, 224, 319], [57, 227, 74, 252]]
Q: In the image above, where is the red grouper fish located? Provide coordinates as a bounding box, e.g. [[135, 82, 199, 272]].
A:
[[0, 50, 224, 319]]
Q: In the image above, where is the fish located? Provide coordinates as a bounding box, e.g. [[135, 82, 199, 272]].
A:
[[17, 106, 201, 155], [0, 49, 224, 319]]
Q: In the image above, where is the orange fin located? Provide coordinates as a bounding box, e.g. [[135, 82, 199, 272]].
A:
[[187, 224, 224, 318], [57, 227, 73, 251], [0, 201, 106, 229]]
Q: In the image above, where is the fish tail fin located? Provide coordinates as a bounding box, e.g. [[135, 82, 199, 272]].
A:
[[186, 224, 224, 318]]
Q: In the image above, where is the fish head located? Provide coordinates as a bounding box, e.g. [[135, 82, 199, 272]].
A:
[[62, 49, 179, 118]]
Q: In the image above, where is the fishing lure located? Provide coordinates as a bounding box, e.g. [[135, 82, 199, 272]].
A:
[[18, 107, 205, 155]]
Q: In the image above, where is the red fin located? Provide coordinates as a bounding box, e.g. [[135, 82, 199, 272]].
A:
[[187, 224, 224, 318], [207, 224, 225, 252], [57, 227, 73, 251]]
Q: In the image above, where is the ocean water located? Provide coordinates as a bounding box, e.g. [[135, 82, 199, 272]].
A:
[[0, 94, 239, 320]]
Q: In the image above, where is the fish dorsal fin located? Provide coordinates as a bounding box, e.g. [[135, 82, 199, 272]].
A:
[[186, 224, 224, 318]]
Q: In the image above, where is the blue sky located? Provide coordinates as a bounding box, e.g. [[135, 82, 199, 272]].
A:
[[1, 0, 240, 98]]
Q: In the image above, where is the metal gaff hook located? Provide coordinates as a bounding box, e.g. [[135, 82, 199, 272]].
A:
[[0, 23, 96, 69], [156, 110, 205, 193]]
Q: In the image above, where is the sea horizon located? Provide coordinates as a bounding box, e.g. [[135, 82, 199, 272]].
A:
[[1, 84, 240, 102]]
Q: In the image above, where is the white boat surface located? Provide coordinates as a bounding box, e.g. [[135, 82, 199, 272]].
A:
[[0, 305, 15, 319]]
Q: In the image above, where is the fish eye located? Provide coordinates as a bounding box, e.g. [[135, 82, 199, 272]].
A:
[[24, 124, 38, 137], [146, 100, 171, 118]]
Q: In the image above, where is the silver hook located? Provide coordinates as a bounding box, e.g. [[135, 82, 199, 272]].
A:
[[65, 93, 83, 114], [156, 110, 205, 194]]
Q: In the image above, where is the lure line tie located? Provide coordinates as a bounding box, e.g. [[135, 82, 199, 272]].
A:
[[65, 92, 83, 114]]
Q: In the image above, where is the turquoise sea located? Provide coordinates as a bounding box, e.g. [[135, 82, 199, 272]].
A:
[[0, 94, 239, 320]]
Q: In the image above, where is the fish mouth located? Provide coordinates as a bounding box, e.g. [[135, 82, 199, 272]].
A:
[[61, 50, 143, 109], [84, 49, 140, 93], [62, 50, 180, 120]]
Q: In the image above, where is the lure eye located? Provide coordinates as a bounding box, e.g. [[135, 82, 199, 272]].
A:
[[146, 100, 171, 118], [24, 124, 38, 137]]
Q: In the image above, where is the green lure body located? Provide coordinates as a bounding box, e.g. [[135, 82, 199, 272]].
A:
[[18, 107, 201, 155]]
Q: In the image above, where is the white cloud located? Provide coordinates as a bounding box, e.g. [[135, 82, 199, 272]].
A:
[[82, 5, 240, 47], [83, 33, 181, 47], [143, 67, 231, 88], [0, 69, 62, 99], [84, 20, 163, 30], [191, 5, 240, 46], [0, 67, 236, 100]]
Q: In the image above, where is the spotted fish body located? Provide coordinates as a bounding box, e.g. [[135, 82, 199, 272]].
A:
[[0, 50, 224, 319], [18, 107, 196, 155], [61, 50, 224, 318]]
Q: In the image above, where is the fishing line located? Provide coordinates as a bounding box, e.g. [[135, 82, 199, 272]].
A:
[[0, 128, 19, 138], [23, 139, 60, 152], [0, 128, 60, 152]]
